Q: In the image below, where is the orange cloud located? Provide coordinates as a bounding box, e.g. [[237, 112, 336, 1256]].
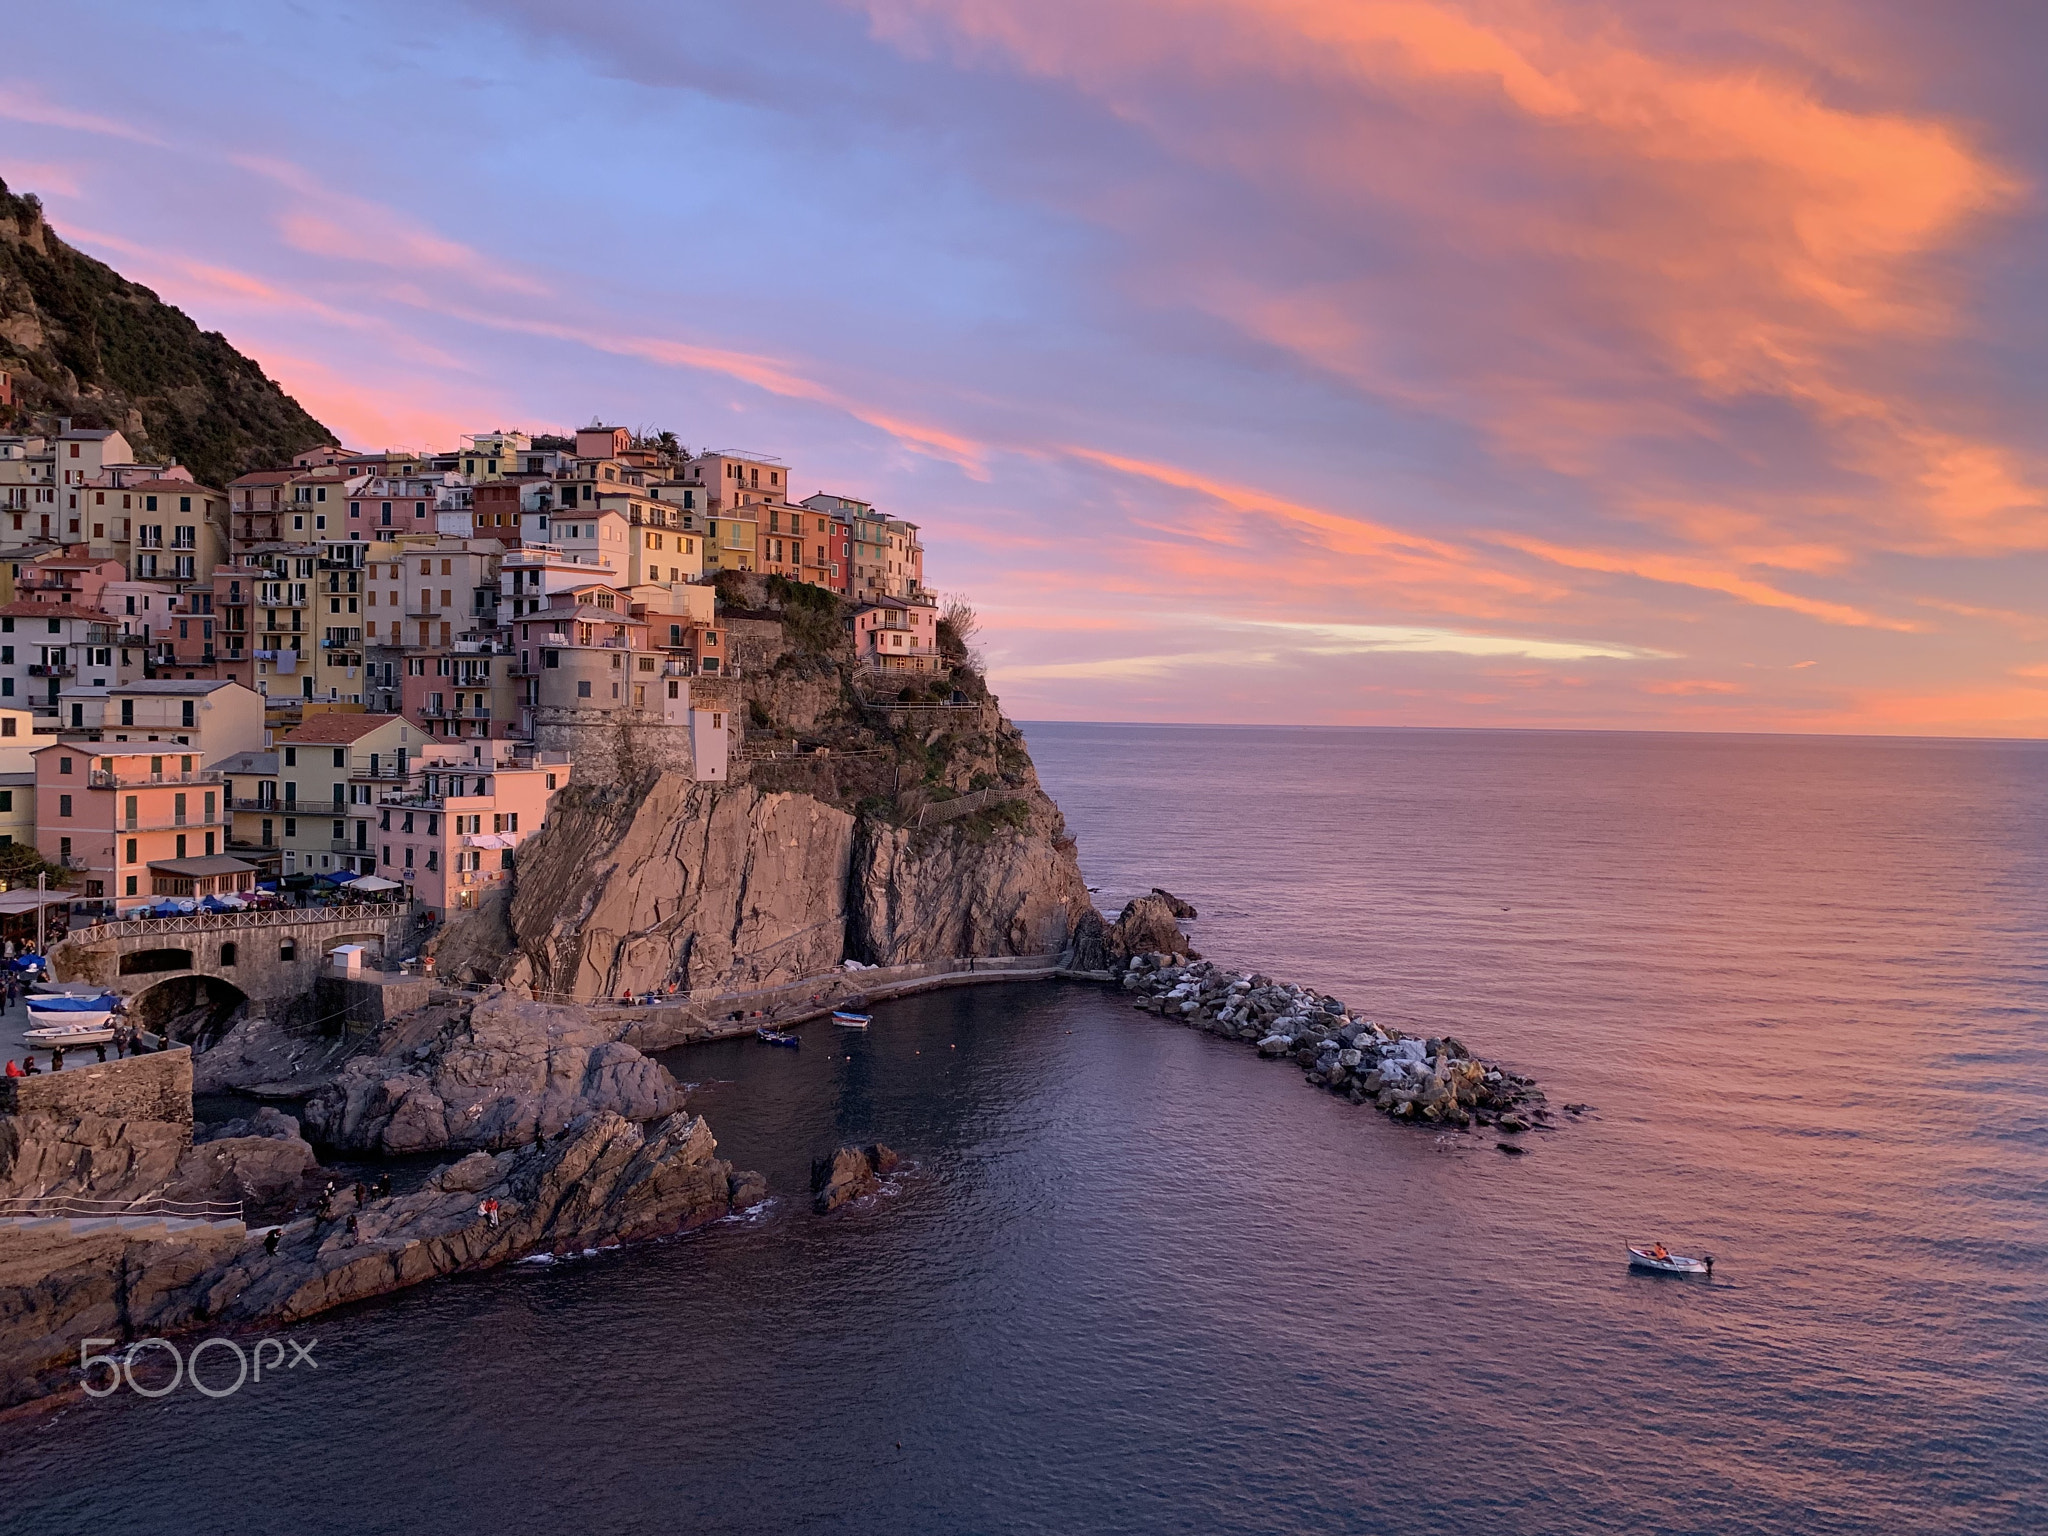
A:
[[860, 0, 2041, 559]]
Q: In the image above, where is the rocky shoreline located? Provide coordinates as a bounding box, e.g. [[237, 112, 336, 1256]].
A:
[[1116, 953, 1553, 1136]]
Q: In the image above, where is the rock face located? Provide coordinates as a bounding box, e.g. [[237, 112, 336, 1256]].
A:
[[849, 819, 1089, 966], [165, 1132, 317, 1214], [0, 1109, 753, 1407], [508, 779, 859, 1000], [0, 1113, 189, 1200], [811, 1143, 898, 1214], [299, 990, 680, 1155], [496, 773, 1089, 1002]]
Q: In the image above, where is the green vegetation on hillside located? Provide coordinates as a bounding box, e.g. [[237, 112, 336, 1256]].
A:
[[0, 179, 337, 487]]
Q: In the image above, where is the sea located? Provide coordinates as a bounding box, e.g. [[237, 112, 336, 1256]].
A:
[[3, 725, 2044, 1535]]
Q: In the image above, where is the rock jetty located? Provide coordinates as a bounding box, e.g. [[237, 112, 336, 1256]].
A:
[[1118, 954, 1550, 1130]]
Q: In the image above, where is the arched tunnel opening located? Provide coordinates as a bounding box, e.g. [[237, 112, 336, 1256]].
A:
[[127, 973, 249, 1049]]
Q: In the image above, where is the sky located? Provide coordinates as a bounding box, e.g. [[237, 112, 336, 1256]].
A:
[[5, 0, 2047, 734]]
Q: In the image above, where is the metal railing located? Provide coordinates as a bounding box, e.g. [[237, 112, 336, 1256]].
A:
[[62, 902, 406, 945], [0, 1195, 243, 1222]]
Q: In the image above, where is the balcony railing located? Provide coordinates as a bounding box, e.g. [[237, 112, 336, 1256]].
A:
[[122, 813, 219, 833], [228, 797, 282, 813], [89, 770, 223, 789], [27, 664, 73, 677]]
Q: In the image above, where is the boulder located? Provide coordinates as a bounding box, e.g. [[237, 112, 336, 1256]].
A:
[[1149, 888, 1199, 919], [1061, 907, 1113, 972]]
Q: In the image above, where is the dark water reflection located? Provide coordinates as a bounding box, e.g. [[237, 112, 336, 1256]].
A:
[[3, 727, 2044, 1534]]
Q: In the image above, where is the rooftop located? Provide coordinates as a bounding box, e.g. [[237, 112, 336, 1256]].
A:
[[113, 680, 242, 696], [282, 713, 404, 745]]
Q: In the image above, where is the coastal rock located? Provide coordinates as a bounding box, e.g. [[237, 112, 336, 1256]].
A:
[[191, 1013, 354, 1098], [811, 1143, 898, 1214], [300, 990, 680, 1156], [0, 1109, 751, 1406], [194, 1107, 303, 1144], [850, 813, 1088, 966], [1062, 907, 1113, 972], [0, 1113, 189, 1201], [164, 1132, 317, 1214], [1106, 893, 1192, 963]]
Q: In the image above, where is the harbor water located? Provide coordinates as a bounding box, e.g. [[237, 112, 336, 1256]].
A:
[[2, 725, 2044, 1534]]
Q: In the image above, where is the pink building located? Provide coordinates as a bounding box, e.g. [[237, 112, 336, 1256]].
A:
[[370, 738, 568, 916]]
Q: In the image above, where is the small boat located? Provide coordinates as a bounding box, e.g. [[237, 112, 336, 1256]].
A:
[[755, 1027, 799, 1048], [24, 1020, 117, 1047], [1628, 1244, 1712, 1276], [832, 1010, 871, 1029], [25, 994, 118, 1034]]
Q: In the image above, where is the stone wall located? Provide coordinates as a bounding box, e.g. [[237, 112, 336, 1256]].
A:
[[0, 1048, 193, 1126], [532, 708, 695, 787]]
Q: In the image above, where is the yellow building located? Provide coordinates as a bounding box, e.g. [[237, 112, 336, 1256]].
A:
[[460, 431, 532, 483]]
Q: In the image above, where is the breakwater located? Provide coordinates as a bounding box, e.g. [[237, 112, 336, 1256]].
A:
[[1116, 953, 1551, 1134]]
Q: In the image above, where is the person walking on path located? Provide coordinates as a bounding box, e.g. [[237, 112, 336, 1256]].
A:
[[49, 1046, 63, 1072], [94, 1042, 106, 1063]]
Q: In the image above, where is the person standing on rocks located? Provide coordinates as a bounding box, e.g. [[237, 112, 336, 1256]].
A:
[[264, 1227, 282, 1256], [49, 1046, 62, 1072]]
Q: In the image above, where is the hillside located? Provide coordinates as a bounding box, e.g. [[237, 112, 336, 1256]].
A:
[[0, 179, 337, 486]]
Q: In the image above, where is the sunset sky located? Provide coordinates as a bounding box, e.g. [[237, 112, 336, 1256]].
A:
[[6, 1, 2047, 734]]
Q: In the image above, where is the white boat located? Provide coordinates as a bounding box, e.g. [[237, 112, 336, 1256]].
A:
[[832, 1010, 872, 1029], [25, 993, 119, 1037], [1628, 1244, 1712, 1276], [24, 1019, 117, 1046]]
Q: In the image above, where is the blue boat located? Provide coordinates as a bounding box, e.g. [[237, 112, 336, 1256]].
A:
[[755, 1026, 799, 1048], [832, 1010, 872, 1029]]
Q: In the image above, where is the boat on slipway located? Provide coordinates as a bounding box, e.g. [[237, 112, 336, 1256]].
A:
[[1627, 1244, 1713, 1277], [24, 992, 120, 1043], [832, 1010, 872, 1029]]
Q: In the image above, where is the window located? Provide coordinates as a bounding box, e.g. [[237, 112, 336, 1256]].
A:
[[220, 943, 237, 967], [284, 747, 296, 766], [58, 756, 72, 775], [58, 794, 71, 817], [280, 940, 296, 962], [577, 679, 592, 698], [0, 790, 10, 811], [333, 748, 345, 768]]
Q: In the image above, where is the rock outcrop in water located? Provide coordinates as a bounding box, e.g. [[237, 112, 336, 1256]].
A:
[[811, 1143, 899, 1214], [0, 1107, 754, 1406], [1119, 955, 1549, 1132]]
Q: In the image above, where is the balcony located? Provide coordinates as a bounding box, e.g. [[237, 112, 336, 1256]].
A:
[[27, 664, 74, 678], [122, 813, 220, 834], [89, 769, 223, 789], [349, 768, 413, 782], [228, 797, 282, 813]]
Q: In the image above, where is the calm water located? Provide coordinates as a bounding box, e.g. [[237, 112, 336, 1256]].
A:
[[4, 726, 2045, 1534]]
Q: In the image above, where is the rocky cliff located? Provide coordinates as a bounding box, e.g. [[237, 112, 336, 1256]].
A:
[[0, 178, 337, 486], [449, 577, 1093, 1002]]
